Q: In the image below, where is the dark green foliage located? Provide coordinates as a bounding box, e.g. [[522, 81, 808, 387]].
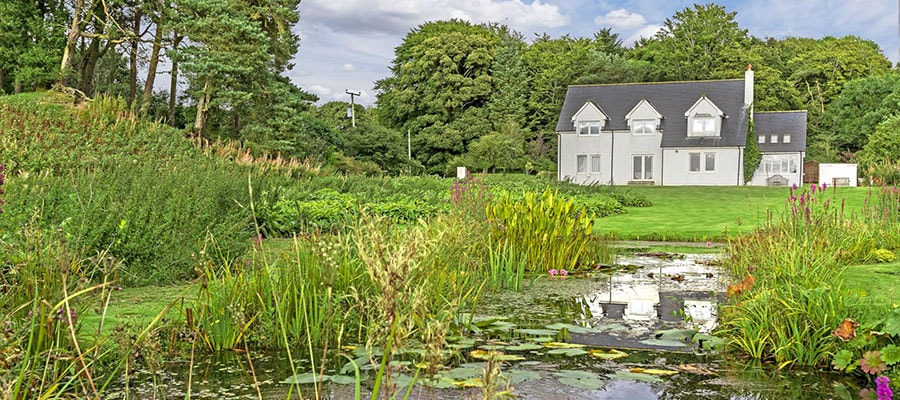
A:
[[572, 196, 624, 217], [744, 114, 762, 184], [860, 115, 900, 184], [827, 73, 900, 153]]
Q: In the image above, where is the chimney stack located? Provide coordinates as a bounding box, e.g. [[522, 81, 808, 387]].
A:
[[744, 64, 754, 109]]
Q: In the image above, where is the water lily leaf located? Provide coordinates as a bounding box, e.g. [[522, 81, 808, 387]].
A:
[[588, 349, 629, 360], [447, 367, 482, 380], [479, 344, 509, 350], [553, 370, 598, 380], [470, 350, 526, 361], [629, 368, 677, 376], [420, 376, 456, 389], [674, 364, 716, 375], [609, 371, 664, 383], [653, 328, 697, 342], [692, 333, 726, 350], [340, 356, 370, 374], [282, 372, 329, 384], [488, 321, 518, 331], [554, 371, 605, 389], [518, 361, 544, 367], [547, 348, 588, 356], [506, 369, 541, 384], [391, 373, 415, 388], [517, 328, 559, 336], [639, 339, 690, 348], [329, 375, 361, 385], [506, 343, 544, 351], [453, 378, 484, 388], [527, 336, 554, 343], [594, 323, 629, 332], [545, 323, 597, 334], [543, 342, 585, 349]]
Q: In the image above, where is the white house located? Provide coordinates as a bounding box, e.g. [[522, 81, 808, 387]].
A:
[[556, 67, 806, 186]]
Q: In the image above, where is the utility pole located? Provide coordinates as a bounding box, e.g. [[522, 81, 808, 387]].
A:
[[345, 89, 361, 128]]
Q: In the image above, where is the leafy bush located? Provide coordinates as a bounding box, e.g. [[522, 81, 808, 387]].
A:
[[1, 158, 256, 286], [573, 196, 624, 217]]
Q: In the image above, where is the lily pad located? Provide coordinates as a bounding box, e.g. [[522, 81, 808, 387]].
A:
[[545, 323, 598, 334], [554, 371, 605, 390], [653, 328, 697, 342], [693, 333, 726, 350], [517, 328, 559, 336], [543, 342, 585, 349], [453, 378, 484, 388], [340, 356, 370, 374], [420, 376, 456, 389], [547, 348, 588, 357], [282, 372, 329, 384], [609, 371, 664, 383], [595, 323, 629, 332], [506, 369, 542, 384], [446, 367, 482, 380], [487, 321, 518, 331], [639, 339, 690, 348], [470, 350, 526, 361], [588, 349, 629, 360], [527, 336, 554, 343], [629, 368, 678, 376], [506, 343, 544, 351], [478, 344, 509, 350], [329, 374, 361, 385]]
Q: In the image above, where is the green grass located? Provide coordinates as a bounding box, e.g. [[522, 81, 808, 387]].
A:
[[80, 284, 193, 339], [595, 186, 872, 241], [843, 261, 900, 310]]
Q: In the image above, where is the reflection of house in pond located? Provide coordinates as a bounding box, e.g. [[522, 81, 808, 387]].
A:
[[584, 273, 719, 331]]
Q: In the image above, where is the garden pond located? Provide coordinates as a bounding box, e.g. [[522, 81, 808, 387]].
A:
[[105, 252, 863, 399]]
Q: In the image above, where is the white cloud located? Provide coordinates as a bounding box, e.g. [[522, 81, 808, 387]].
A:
[[301, 0, 568, 36], [593, 8, 647, 32], [338, 63, 358, 72]]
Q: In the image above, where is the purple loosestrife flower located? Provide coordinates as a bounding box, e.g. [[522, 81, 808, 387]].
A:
[[791, 183, 798, 191], [877, 375, 892, 400], [811, 183, 817, 194]]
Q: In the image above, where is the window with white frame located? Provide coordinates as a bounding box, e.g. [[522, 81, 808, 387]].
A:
[[758, 154, 798, 174], [633, 155, 653, 180], [770, 134, 778, 144], [577, 155, 587, 173], [783, 134, 791, 144], [705, 153, 716, 172], [689, 152, 701, 172], [632, 119, 655, 134], [691, 115, 716, 136], [591, 155, 602, 173], [578, 121, 601, 135], [758, 135, 765, 144]]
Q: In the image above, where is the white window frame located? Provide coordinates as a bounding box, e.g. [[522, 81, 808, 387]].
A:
[[690, 115, 716, 136], [689, 152, 701, 172], [705, 152, 716, 172], [770, 134, 778, 144], [576, 155, 588, 173], [632, 119, 655, 135], [783, 134, 791, 144], [590, 154, 602, 173], [758, 154, 798, 175], [632, 155, 653, 180], [758, 135, 766, 144], [578, 121, 601, 135]]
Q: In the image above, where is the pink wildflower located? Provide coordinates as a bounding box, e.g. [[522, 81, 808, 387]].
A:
[[548, 269, 558, 276], [560, 269, 568, 276]]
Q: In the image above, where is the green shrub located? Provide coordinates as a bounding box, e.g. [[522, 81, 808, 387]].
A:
[[1, 158, 256, 286], [573, 196, 624, 217]]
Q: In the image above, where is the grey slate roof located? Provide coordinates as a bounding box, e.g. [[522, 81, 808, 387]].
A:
[[555, 79, 749, 148], [754, 111, 807, 152]]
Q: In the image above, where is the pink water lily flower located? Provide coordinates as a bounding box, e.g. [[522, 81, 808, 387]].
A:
[[548, 269, 559, 276], [560, 269, 568, 276]]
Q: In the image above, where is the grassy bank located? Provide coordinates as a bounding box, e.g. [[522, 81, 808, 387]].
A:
[[595, 185, 872, 241]]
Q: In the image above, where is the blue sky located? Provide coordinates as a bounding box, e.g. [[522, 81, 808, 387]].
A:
[[290, 0, 899, 106]]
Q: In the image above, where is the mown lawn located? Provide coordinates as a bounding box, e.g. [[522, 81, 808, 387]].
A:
[[843, 261, 900, 310], [595, 185, 873, 241]]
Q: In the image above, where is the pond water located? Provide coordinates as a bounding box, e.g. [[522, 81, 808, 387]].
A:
[[105, 252, 861, 399]]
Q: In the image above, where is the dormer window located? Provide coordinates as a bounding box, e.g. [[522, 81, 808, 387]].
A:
[[632, 119, 655, 134], [692, 114, 716, 135], [578, 121, 601, 135], [626, 99, 662, 136], [685, 96, 724, 137]]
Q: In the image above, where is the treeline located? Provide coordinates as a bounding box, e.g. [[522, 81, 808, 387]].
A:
[[2, 2, 897, 177]]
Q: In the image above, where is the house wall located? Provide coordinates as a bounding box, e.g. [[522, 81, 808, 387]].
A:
[[610, 131, 662, 185], [558, 131, 610, 184], [661, 148, 743, 186], [748, 152, 804, 187]]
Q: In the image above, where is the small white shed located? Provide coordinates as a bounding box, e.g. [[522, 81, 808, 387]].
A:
[[818, 163, 858, 187]]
